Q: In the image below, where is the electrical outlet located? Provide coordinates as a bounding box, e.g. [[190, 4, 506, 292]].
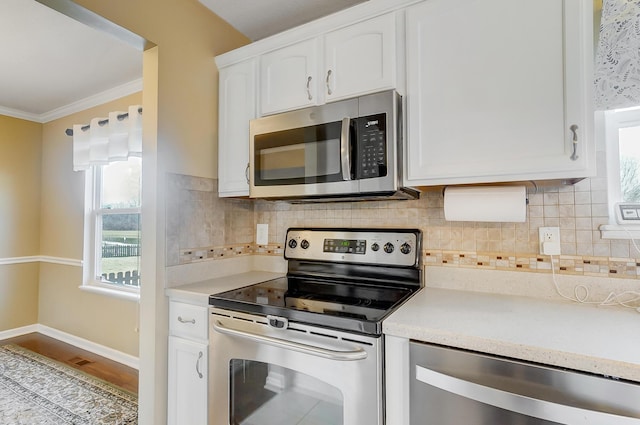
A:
[[539, 227, 561, 255], [256, 223, 268, 245]]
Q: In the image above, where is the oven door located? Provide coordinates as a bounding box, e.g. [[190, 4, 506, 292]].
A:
[[210, 309, 383, 425]]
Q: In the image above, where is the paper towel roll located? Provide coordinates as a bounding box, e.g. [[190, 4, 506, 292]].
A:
[[443, 186, 527, 222]]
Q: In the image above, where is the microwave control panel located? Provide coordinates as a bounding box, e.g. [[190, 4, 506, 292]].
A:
[[356, 113, 387, 179]]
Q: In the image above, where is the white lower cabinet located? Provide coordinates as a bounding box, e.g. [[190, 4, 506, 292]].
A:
[[167, 301, 209, 425], [168, 336, 208, 425]]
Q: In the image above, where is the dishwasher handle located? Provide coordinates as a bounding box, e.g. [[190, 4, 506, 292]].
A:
[[213, 319, 367, 361], [416, 365, 640, 425]]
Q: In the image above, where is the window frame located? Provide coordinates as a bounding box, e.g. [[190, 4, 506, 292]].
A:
[[81, 161, 141, 301], [602, 106, 640, 239]]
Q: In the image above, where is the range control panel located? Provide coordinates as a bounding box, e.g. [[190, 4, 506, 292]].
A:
[[284, 228, 421, 267]]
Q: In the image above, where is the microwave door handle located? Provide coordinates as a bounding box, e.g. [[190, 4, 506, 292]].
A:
[[340, 117, 351, 181]]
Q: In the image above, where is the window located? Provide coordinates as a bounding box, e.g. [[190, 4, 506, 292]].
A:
[[603, 106, 640, 237], [83, 156, 141, 299]]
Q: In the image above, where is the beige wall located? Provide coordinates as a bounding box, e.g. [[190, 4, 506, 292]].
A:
[[37, 263, 138, 353], [0, 115, 42, 331], [65, 2, 249, 424], [38, 92, 143, 356], [74, 0, 250, 180], [0, 115, 42, 257]]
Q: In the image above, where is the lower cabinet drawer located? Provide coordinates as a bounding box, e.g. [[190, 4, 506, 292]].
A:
[[169, 301, 208, 340]]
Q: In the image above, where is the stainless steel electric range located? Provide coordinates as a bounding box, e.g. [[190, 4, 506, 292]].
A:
[[209, 228, 422, 425]]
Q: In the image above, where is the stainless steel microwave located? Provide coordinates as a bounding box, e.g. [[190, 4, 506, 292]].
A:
[[249, 90, 419, 201]]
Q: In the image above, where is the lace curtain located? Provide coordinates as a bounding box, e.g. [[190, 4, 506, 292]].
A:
[[594, 0, 640, 110], [72, 105, 142, 171]]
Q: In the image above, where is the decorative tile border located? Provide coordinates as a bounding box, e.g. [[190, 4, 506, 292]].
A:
[[179, 243, 284, 264], [424, 250, 640, 279], [178, 243, 640, 280]]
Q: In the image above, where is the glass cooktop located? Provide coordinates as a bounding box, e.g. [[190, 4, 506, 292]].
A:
[[209, 276, 416, 336]]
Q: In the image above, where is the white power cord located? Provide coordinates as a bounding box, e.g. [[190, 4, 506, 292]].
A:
[[549, 255, 640, 312]]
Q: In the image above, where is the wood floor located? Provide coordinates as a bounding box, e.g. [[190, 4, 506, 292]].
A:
[[0, 332, 138, 393]]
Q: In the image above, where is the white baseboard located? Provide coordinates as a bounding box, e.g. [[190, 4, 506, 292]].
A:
[[0, 324, 139, 370], [0, 324, 39, 340]]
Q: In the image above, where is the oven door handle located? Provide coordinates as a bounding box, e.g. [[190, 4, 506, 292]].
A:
[[213, 320, 367, 361]]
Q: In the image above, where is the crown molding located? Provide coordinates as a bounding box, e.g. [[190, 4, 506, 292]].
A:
[[40, 78, 143, 123], [0, 78, 143, 124]]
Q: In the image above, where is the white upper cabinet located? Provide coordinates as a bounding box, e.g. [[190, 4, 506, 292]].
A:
[[404, 0, 594, 186], [218, 59, 255, 197], [324, 12, 397, 102], [259, 12, 398, 115], [260, 38, 319, 115]]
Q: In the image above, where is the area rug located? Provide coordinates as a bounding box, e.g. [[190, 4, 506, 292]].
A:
[[0, 344, 137, 424]]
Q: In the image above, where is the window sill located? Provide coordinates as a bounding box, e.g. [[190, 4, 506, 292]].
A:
[[599, 224, 640, 240], [79, 284, 140, 302]]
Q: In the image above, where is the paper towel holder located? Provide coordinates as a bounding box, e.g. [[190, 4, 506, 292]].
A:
[[442, 184, 530, 223], [441, 181, 538, 201]]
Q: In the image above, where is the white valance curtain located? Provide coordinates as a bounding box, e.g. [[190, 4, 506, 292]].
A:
[[594, 0, 640, 110], [72, 105, 142, 171]]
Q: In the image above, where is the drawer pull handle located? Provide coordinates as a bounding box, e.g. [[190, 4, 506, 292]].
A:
[[177, 316, 195, 324]]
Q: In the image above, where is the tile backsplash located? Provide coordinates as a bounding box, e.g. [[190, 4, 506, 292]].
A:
[[165, 150, 640, 281]]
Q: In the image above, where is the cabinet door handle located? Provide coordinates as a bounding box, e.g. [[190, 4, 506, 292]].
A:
[[177, 316, 195, 324], [570, 124, 579, 161], [306, 76, 313, 100], [245, 162, 250, 184], [326, 70, 333, 95], [195, 351, 203, 379]]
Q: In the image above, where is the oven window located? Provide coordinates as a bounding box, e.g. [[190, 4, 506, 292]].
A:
[[229, 359, 344, 425], [253, 120, 349, 186]]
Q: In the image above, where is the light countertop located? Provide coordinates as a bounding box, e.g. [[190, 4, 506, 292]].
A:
[[165, 271, 284, 306], [384, 287, 640, 382]]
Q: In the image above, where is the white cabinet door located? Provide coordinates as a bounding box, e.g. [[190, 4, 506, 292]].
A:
[[218, 59, 255, 197], [167, 336, 208, 425], [324, 12, 397, 102], [260, 38, 318, 115], [404, 0, 594, 186]]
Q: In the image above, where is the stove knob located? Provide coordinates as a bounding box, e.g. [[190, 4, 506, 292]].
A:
[[300, 239, 310, 249], [288, 239, 297, 249], [400, 242, 412, 255], [383, 242, 394, 253], [371, 243, 380, 252]]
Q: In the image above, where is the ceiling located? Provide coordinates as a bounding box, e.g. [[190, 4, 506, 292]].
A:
[[0, 0, 142, 123], [199, 0, 367, 41], [0, 0, 365, 123]]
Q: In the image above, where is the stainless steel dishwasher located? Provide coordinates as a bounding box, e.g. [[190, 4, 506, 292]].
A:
[[410, 341, 640, 424]]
